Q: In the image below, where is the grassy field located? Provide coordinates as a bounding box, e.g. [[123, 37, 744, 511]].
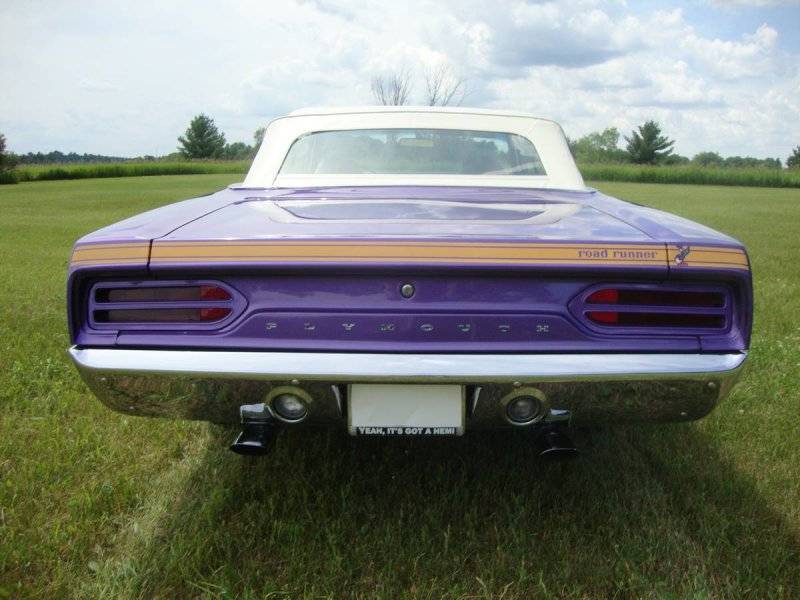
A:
[[0, 176, 798, 598], [580, 163, 800, 188], [9, 161, 249, 183], [2, 160, 799, 188]]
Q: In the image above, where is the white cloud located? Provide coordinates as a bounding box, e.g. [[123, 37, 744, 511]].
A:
[[0, 0, 797, 160], [709, 0, 800, 6]]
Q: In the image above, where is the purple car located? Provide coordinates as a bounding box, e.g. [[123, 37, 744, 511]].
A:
[[67, 107, 751, 457]]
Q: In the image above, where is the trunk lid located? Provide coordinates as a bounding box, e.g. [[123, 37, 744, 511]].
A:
[[150, 187, 668, 273]]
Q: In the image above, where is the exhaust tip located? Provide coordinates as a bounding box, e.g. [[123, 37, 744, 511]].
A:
[[230, 403, 279, 456], [501, 387, 547, 426], [229, 423, 278, 456], [535, 427, 579, 460]]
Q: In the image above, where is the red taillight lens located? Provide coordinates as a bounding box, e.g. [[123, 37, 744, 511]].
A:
[[581, 286, 728, 330], [95, 307, 231, 323], [199, 285, 232, 300], [586, 288, 724, 308], [587, 311, 724, 328], [587, 310, 618, 324], [91, 282, 235, 326], [586, 289, 619, 304], [96, 285, 231, 303]]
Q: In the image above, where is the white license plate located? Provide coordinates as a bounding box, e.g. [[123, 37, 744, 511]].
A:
[[348, 384, 464, 436]]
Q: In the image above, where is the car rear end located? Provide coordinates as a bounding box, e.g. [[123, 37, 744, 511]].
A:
[[66, 109, 751, 455], [67, 208, 751, 445]]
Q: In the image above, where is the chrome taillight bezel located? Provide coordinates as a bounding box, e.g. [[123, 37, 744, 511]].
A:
[[87, 280, 245, 330]]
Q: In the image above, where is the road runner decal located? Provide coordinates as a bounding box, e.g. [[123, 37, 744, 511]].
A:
[[669, 244, 749, 270], [149, 240, 669, 267], [70, 240, 750, 271]]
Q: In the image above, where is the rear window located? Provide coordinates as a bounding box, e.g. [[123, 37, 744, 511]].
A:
[[278, 128, 546, 176]]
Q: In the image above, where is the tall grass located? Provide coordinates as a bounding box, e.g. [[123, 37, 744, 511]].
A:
[[579, 163, 800, 188], [12, 160, 249, 183], [2, 159, 799, 188], [0, 169, 18, 184]]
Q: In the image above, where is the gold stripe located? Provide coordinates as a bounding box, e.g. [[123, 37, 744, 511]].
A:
[[70, 240, 750, 270], [150, 241, 667, 266], [680, 261, 750, 270], [70, 242, 150, 267], [668, 245, 749, 270], [152, 240, 665, 248], [150, 256, 665, 266]]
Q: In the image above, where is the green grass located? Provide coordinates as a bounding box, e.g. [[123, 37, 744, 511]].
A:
[[579, 163, 800, 188], [1, 176, 799, 598], [2, 160, 799, 189], [11, 161, 249, 183]]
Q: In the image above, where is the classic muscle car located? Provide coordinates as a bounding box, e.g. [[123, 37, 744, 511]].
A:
[[67, 107, 751, 457]]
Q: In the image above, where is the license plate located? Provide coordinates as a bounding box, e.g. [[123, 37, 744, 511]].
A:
[[348, 384, 464, 436]]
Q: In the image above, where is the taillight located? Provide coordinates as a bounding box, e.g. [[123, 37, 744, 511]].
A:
[[94, 307, 232, 323], [578, 286, 728, 331], [586, 289, 724, 308], [90, 282, 236, 326], [586, 311, 724, 328], [96, 285, 231, 303]]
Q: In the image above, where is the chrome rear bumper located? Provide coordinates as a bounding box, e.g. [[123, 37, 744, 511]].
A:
[[68, 347, 747, 426]]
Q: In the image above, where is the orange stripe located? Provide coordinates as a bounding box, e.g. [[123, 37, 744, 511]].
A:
[[149, 241, 667, 267], [70, 242, 150, 267], [70, 240, 749, 271], [668, 245, 749, 270]]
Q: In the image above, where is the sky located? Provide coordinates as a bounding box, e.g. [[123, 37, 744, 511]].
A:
[[1, 0, 798, 160]]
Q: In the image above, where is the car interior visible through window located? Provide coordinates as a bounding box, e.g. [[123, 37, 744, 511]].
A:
[[278, 128, 547, 176]]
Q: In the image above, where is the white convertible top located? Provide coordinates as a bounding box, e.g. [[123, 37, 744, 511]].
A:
[[244, 107, 586, 190]]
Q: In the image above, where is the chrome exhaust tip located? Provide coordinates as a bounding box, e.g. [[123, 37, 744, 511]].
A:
[[229, 403, 279, 456], [535, 425, 579, 460]]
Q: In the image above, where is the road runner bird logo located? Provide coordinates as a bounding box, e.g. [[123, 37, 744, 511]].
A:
[[674, 245, 692, 265]]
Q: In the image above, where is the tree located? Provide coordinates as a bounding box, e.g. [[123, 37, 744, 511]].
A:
[[788, 146, 800, 169], [692, 151, 724, 167], [0, 133, 18, 184], [177, 114, 226, 159], [222, 141, 254, 160], [371, 69, 412, 105], [424, 64, 466, 106], [254, 127, 266, 148], [569, 127, 627, 163], [661, 153, 690, 165], [0, 132, 17, 171], [625, 120, 675, 164]]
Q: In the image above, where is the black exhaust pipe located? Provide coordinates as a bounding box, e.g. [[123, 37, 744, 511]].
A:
[[535, 425, 579, 460], [230, 403, 279, 456]]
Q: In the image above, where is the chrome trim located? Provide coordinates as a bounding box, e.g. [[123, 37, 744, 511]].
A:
[[70, 348, 746, 383], [68, 347, 747, 426]]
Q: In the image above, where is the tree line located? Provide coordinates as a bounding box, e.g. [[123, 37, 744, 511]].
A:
[[569, 122, 787, 169], [175, 114, 262, 160], [1, 110, 799, 170]]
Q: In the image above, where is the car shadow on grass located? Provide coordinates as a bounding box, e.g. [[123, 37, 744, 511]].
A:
[[112, 424, 800, 598]]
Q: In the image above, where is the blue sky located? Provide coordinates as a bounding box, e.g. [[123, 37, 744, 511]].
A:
[[1, 0, 798, 160]]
